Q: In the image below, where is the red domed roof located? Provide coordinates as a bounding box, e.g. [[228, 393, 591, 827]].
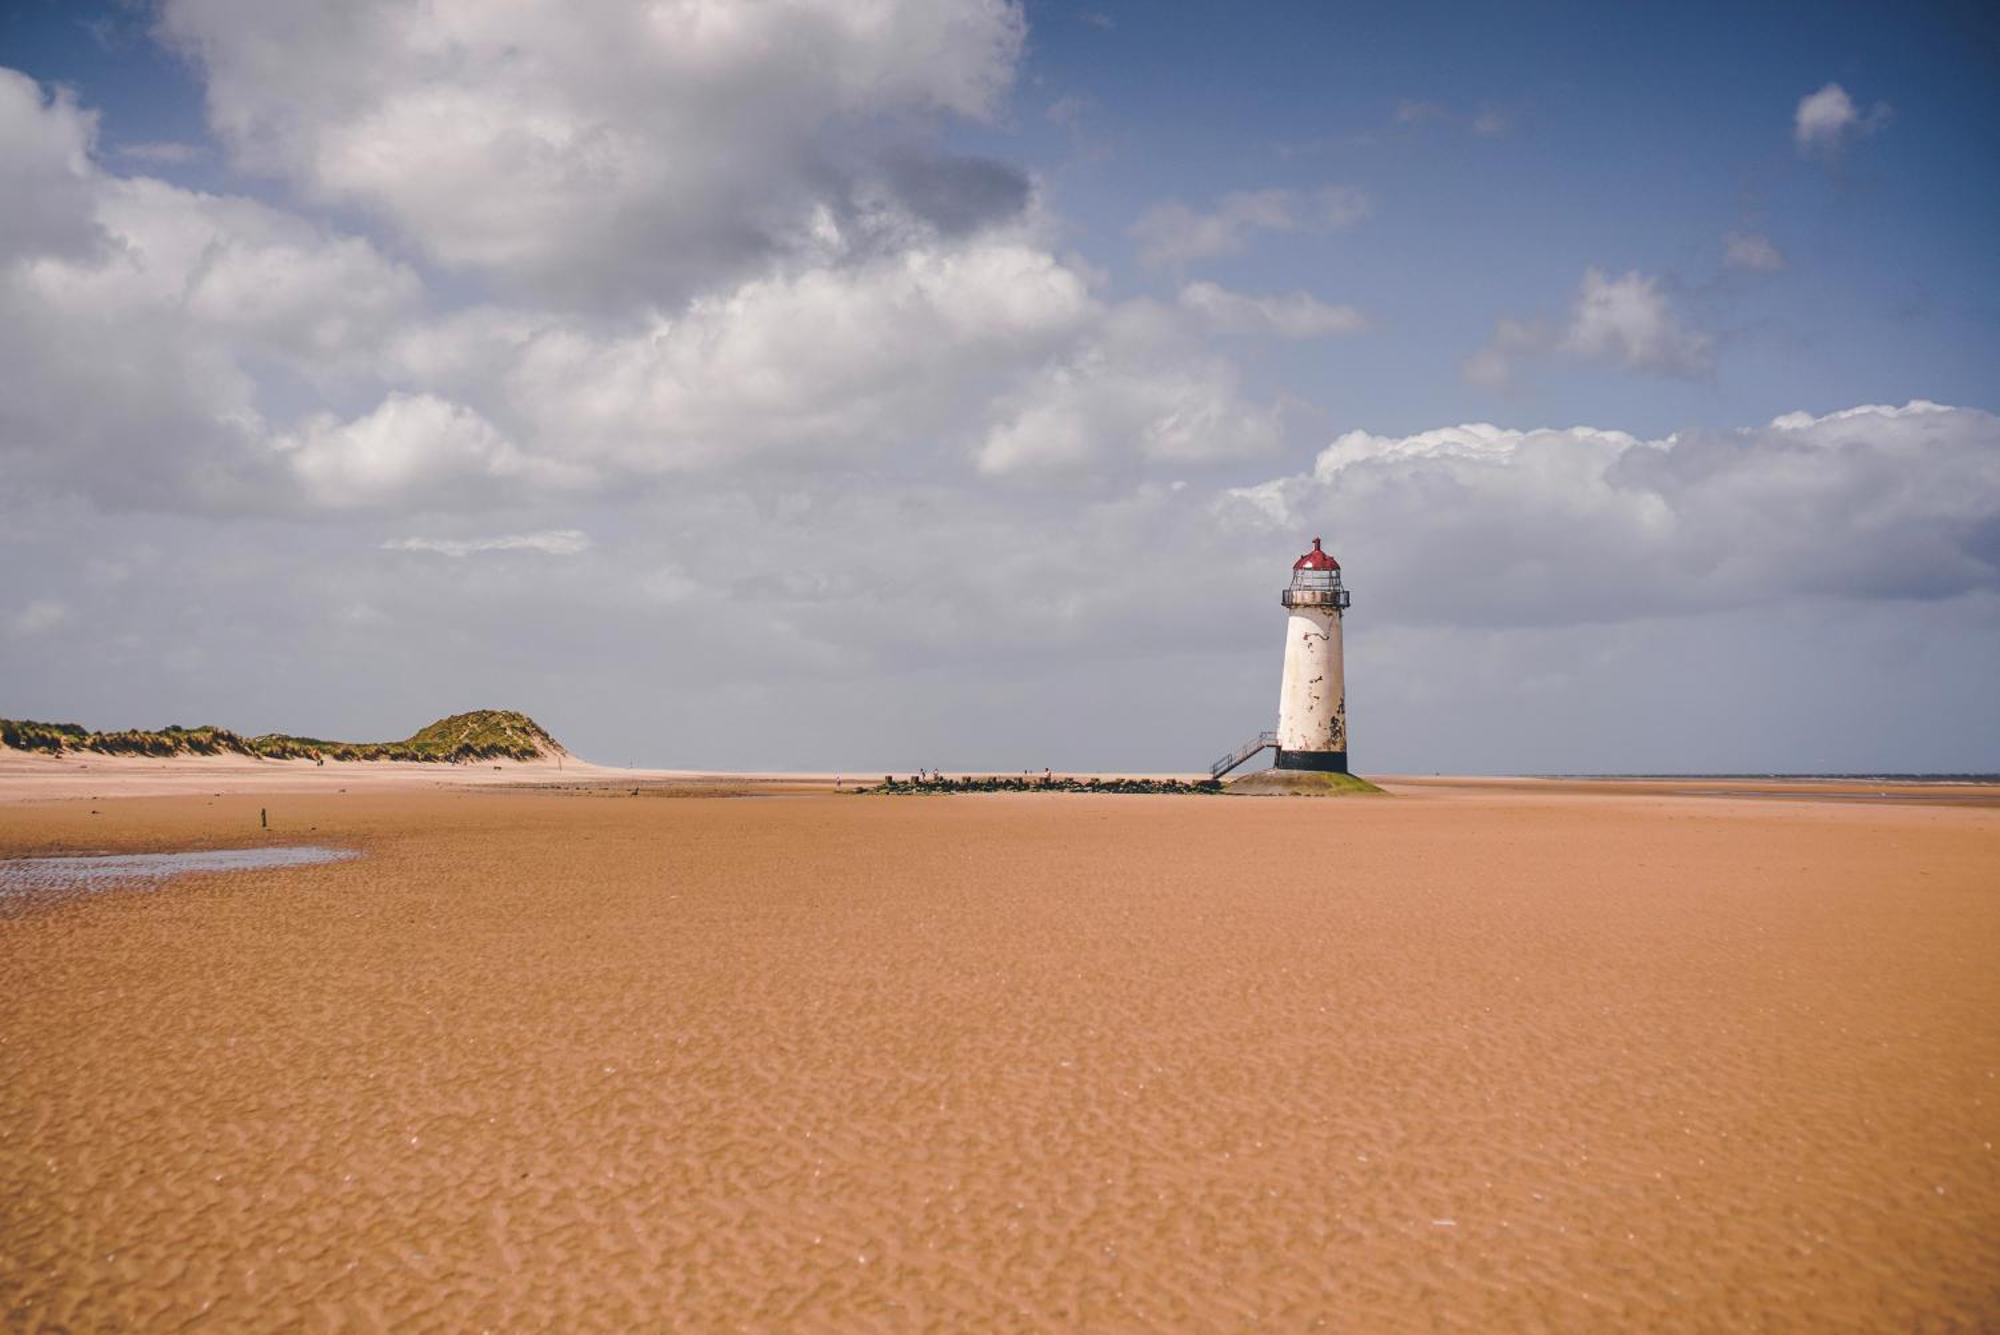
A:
[[1293, 537, 1340, 571]]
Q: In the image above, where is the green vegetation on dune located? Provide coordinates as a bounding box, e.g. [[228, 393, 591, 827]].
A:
[[0, 710, 566, 764], [0, 720, 91, 754], [402, 711, 563, 758]]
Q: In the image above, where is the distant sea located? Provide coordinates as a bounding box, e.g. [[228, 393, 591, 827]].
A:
[[1545, 773, 2000, 784]]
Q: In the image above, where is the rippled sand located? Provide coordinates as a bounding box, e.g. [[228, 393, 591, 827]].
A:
[[3, 783, 1996, 1328]]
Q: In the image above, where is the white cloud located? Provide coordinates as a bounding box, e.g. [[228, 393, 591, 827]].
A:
[[160, 0, 1031, 303], [0, 64, 1286, 512], [0, 69, 100, 265], [113, 140, 203, 165], [1386, 98, 1509, 138], [1561, 268, 1711, 376], [1177, 281, 1367, 338], [1460, 317, 1541, 389], [490, 239, 1097, 472], [9, 398, 1996, 771], [1794, 82, 1890, 158], [978, 355, 1281, 477], [1129, 185, 1371, 267], [0, 85, 254, 505], [1467, 268, 1711, 386], [381, 530, 591, 558], [276, 393, 586, 509], [1724, 231, 1786, 272], [8, 162, 420, 370], [10, 598, 70, 637], [1220, 401, 2000, 625], [85, 177, 423, 368], [0, 73, 433, 509], [297, 226, 1244, 494], [1045, 95, 1090, 126], [976, 303, 1286, 477]]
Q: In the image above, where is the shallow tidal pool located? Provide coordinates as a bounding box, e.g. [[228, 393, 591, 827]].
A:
[[0, 845, 358, 898]]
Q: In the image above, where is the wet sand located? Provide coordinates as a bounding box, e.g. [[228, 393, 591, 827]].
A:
[[0, 748, 1208, 805], [2, 782, 1996, 1328]]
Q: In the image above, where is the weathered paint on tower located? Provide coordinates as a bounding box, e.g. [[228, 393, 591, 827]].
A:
[[1275, 538, 1350, 772]]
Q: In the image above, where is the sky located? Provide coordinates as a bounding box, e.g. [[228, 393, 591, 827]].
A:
[[1, 0, 1996, 774]]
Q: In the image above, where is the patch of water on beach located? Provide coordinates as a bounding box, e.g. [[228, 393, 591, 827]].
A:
[[0, 846, 359, 899]]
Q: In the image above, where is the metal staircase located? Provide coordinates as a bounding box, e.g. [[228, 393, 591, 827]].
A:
[[1211, 731, 1277, 779]]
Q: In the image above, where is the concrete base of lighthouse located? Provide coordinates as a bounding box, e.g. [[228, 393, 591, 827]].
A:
[[1274, 749, 1348, 773], [1228, 766, 1382, 796]]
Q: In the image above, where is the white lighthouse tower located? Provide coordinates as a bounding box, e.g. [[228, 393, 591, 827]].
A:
[[1208, 537, 1354, 781], [1274, 537, 1351, 772]]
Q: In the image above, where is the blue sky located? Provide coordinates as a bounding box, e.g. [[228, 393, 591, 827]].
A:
[[1014, 0, 2000, 434], [1, 0, 1996, 771]]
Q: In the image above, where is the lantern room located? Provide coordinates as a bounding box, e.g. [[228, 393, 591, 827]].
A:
[[1281, 538, 1351, 609]]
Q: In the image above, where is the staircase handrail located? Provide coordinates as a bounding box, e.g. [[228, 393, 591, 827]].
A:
[[1211, 730, 1278, 779]]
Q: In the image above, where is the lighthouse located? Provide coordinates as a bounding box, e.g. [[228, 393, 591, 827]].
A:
[[1207, 537, 1355, 781], [1274, 537, 1350, 772]]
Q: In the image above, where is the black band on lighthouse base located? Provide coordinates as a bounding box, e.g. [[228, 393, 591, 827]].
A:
[[1274, 749, 1348, 774]]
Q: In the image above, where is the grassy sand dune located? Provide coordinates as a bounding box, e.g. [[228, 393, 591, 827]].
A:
[[0, 709, 564, 764]]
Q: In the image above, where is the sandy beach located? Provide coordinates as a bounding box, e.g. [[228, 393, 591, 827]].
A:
[[2, 773, 1996, 1328], [0, 747, 638, 803]]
